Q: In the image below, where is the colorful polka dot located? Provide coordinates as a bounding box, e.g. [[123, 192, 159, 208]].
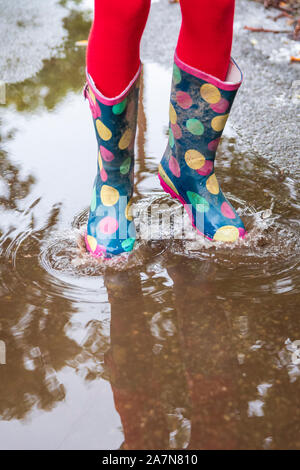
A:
[[121, 237, 135, 252], [120, 156, 131, 175], [206, 173, 219, 195], [93, 103, 101, 119], [98, 152, 107, 183], [158, 164, 179, 195], [200, 83, 221, 104], [196, 159, 214, 176], [169, 128, 175, 148], [96, 120, 112, 141], [187, 191, 210, 212], [169, 155, 180, 177], [211, 114, 229, 132], [100, 145, 114, 162], [125, 200, 133, 221], [171, 123, 182, 140], [98, 151, 108, 182], [113, 98, 127, 115], [169, 103, 177, 124], [173, 64, 182, 85], [207, 138, 221, 152], [119, 128, 133, 150], [87, 235, 97, 253], [176, 91, 193, 109], [89, 89, 96, 105], [100, 185, 120, 206], [210, 98, 230, 114], [101, 169, 108, 182], [100, 145, 115, 162], [213, 225, 240, 242], [221, 201, 236, 219], [186, 119, 204, 136], [99, 216, 119, 235], [185, 149, 205, 170], [88, 91, 101, 119]]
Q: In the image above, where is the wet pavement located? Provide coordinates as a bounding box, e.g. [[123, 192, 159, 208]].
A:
[[142, 0, 300, 174], [0, 0, 299, 450]]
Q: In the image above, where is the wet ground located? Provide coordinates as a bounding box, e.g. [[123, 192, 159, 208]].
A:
[[0, 0, 299, 450]]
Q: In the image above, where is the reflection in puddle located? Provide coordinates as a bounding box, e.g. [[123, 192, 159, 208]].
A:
[[0, 1, 300, 451]]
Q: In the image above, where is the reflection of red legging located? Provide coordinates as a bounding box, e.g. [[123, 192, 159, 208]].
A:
[[87, 0, 235, 98]]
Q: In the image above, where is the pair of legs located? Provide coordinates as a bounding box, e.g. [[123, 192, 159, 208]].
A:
[[87, 0, 235, 98], [84, 0, 246, 258]]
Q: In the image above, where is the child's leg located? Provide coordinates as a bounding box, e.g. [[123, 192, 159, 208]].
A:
[[177, 0, 235, 80], [87, 0, 151, 98], [158, 0, 246, 242]]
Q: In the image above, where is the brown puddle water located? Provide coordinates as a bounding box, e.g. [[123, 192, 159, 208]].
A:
[[0, 7, 300, 450]]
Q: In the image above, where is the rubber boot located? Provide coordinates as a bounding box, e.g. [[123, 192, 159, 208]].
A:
[[84, 67, 140, 258], [159, 53, 246, 242]]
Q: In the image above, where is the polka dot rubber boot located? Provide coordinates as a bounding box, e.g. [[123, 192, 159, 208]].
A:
[[84, 68, 140, 259], [158, 53, 246, 243]]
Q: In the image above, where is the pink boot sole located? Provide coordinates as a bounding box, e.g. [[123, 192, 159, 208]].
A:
[[85, 233, 109, 260]]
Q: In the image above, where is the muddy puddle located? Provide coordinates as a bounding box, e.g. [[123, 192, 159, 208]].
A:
[[0, 3, 299, 450]]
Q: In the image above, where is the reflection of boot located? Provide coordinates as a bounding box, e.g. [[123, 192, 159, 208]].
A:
[[167, 260, 238, 450], [104, 272, 169, 449], [159, 53, 246, 242], [110, 386, 168, 450], [84, 68, 140, 258]]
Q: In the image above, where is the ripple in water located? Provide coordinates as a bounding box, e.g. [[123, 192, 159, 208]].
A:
[[3, 188, 299, 301]]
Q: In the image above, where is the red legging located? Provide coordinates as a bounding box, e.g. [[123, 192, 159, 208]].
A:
[[87, 0, 235, 98]]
